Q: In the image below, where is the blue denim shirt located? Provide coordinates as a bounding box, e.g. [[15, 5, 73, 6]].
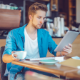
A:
[[3, 24, 57, 75]]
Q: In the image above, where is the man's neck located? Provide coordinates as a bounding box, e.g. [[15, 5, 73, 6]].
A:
[[26, 23, 37, 35], [25, 22, 37, 40]]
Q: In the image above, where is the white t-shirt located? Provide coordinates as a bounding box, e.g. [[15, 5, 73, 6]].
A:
[[24, 28, 40, 59]]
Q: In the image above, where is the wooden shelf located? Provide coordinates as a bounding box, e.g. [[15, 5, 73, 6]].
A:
[[50, 0, 58, 12], [59, 12, 67, 26], [25, 0, 50, 2], [68, 0, 76, 28], [70, 6, 76, 8], [70, 14, 76, 16]]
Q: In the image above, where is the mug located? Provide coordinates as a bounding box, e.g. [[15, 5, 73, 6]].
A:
[[6, 5, 10, 9], [0, 4, 6, 9], [12, 51, 27, 59]]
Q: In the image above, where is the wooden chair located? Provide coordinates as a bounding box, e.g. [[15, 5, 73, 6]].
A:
[[0, 46, 24, 80], [0, 46, 8, 80]]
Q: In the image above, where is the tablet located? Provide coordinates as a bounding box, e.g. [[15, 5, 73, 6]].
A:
[[54, 31, 79, 52]]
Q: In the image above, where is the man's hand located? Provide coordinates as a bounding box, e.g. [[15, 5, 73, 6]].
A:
[[2, 51, 20, 63], [12, 51, 20, 61], [62, 44, 72, 56]]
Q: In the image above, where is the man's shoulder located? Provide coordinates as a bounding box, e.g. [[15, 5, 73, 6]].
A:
[[38, 29, 49, 37], [12, 24, 26, 32], [39, 29, 48, 34], [9, 24, 27, 35], [11, 27, 21, 32]]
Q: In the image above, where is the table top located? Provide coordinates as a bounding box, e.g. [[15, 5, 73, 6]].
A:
[[12, 57, 80, 79]]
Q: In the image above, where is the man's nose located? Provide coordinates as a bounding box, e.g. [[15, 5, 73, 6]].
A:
[[40, 19, 44, 24]]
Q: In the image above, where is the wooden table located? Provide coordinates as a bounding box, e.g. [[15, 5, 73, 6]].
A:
[[12, 57, 80, 79]]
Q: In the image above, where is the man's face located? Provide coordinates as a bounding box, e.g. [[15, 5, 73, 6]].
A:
[[31, 10, 46, 29]]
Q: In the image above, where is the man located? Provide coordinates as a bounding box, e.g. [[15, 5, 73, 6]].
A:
[[2, 2, 72, 80]]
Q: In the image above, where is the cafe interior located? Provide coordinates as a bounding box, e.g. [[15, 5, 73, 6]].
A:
[[0, 0, 80, 80]]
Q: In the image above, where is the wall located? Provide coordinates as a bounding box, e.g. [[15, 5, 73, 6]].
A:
[[76, 0, 80, 23]]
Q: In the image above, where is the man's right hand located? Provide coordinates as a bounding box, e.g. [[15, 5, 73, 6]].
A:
[[12, 51, 20, 61], [2, 51, 20, 63]]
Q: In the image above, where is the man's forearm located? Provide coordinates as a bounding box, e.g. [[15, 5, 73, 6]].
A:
[[56, 51, 67, 56], [56, 52, 61, 56], [2, 54, 13, 63]]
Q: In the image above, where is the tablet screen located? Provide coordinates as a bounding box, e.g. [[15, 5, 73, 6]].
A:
[[54, 31, 79, 52]]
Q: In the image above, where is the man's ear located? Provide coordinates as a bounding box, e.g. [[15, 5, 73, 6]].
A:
[[29, 15, 32, 20]]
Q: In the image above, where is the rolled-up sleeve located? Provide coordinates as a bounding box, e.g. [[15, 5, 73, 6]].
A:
[[3, 30, 17, 56], [48, 32, 57, 56]]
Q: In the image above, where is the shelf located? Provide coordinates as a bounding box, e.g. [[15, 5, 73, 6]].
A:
[[50, 0, 58, 12], [25, 0, 50, 2], [70, 6, 76, 8], [69, 14, 76, 16], [68, 0, 76, 28]]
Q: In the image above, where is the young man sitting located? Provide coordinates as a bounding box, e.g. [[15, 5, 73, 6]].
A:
[[2, 2, 72, 80]]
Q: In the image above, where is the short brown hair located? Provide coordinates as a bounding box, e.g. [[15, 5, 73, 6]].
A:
[[28, 2, 47, 16]]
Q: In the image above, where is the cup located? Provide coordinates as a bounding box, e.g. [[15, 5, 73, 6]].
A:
[[6, 5, 10, 9], [14, 6, 18, 10], [12, 51, 27, 59], [0, 4, 6, 9], [10, 6, 15, 10]]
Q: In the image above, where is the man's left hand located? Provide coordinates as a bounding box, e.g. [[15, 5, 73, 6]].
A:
[[63, 44, 72, 56]]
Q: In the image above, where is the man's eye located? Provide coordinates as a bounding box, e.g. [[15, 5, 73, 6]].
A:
[[38, 17, 41, 19], [44, 18, 46, 21]]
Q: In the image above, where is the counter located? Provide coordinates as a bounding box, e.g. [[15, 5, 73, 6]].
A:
[[0, 36, 6, 39]]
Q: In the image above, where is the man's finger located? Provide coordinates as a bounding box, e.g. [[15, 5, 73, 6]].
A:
[[12, 51, 17, 58], [13, 58, 20, 61], [68, 44, 72, 47], [12, 51, 16, 54], [63, 48, 72, 53], [65, 46, 71, 49]]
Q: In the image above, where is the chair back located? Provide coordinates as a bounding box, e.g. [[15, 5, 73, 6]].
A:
[[0, 46, 8, 80]]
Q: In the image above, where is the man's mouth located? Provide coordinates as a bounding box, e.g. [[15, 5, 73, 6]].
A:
[[38, 24, 42, 26]]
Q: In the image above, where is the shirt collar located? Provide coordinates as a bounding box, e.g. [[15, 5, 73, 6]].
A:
[[18, 24, 27, 37]]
